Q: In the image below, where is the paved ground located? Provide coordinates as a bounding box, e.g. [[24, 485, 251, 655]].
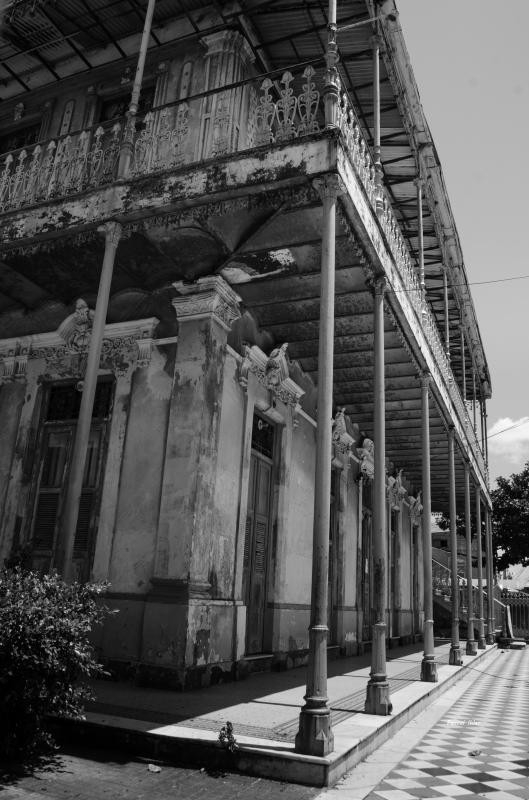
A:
[[0, 747, 320, 800], [320, 646, 529, 800], [2, 645, 527, 800]]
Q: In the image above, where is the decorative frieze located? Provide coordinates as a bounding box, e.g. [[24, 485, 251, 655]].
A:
[[0, 312, 159, 383]]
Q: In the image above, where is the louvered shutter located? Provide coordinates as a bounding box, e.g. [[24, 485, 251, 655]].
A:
[[74, 492, 94, 555], [33, 493, 59, 551], [253, 520, 267, 573]]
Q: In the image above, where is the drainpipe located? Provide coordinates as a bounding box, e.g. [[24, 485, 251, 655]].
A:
[[118, 0, 157, 178]]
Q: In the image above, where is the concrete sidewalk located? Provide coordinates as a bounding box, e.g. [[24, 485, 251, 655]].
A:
[[60, 640, 500, 787]]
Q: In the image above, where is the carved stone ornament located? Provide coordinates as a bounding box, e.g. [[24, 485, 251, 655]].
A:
[[57, 298, 94, 352], [386, 469, 407, 510], [357, 437, 375, 479], [238, 342, 305, 412], [0, 316, 159, 382], [0, 344, 28, 384], [409, 492, 423, 525], [332, 407, 355, 470], [172, 276, 241, 333]]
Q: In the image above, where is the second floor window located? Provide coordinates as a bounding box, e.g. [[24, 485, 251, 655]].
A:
[[0, 121, 41, 155]]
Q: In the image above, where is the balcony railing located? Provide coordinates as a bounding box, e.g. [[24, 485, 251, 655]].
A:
[[0, 65, 486, 478], [0, 65, 325, 214]]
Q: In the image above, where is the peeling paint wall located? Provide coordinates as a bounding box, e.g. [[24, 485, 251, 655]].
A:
[[108, 348, 172, 593], [270, 414, 316, 653]]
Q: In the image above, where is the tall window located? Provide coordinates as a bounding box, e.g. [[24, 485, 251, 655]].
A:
[[30, 381, 113, 581]]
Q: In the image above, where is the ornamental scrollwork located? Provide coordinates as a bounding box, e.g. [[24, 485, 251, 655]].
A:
[[386, 468, 407, 510], [357, 437, 375, 479], [238, 342, 304, 411], [0, 313, 159, 381], [409, 492, 423, 525], [331, 407, 355, 470]]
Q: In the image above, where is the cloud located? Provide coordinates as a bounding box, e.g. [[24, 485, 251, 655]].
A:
[[488, 416, 529, 466]]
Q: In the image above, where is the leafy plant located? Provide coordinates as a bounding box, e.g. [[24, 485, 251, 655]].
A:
[[0, 568, 110, 762], [491, 462, 529, 572]]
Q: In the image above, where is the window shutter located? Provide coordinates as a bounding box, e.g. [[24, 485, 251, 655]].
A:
[[74, 492, 93, 555], [33, 493, 59, 551]]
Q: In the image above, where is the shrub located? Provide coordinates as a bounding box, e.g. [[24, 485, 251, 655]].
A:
[[0, 568, 110, 761]]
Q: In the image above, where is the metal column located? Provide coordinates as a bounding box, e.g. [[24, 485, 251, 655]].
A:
[[420, 372, 437, 681], [448, 426, 462, 665], [365, 277, 391, 715]]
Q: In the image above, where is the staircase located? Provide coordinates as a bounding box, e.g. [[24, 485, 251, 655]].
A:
[[432, 557, 506, 640]]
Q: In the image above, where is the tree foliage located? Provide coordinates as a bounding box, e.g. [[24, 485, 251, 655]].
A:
[[0, 569, 110, 762], [491, 461, 529, 572]]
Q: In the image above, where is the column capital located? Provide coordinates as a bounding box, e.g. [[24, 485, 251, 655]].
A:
[[367, 275, 388, 297], [414, 176, 424, 190], [419, 370, 431, 390], [312, 173, 345, 201], [172, 275, 241, 332], [97, 220, 122, 247]]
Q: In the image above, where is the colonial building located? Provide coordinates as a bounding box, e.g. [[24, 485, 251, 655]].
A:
[[0, 0, 494, 754]]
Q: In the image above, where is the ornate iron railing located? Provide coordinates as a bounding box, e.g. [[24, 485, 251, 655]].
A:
[[0, 66, 486, 478], [0, 66, 324, 214], [501, 591, 529, 639], [334, 88, 486, 482]]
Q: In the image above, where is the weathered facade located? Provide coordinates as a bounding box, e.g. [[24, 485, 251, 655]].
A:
[[0, 0, 494, 753]]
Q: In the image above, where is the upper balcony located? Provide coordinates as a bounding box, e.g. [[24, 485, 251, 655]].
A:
[[0, 0, 491, 499]]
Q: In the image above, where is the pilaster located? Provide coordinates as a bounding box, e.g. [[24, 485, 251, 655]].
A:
[[153, 276, 241, 585]]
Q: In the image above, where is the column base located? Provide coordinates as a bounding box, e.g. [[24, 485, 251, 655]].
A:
[[466, 640, 478, 656], [295, 709, 334, 756], [477, 637, 486, 649], [365, 680, 392, 715], [420, 657, 438, 682], [449, 645, 462, 665], [486, 632, 495, 645]]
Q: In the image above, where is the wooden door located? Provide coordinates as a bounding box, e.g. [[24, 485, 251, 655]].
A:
[[243, 452, 273, 654], [361, 512, 373, 641], [411, 525, 420, 633], [327, 482, 338, 644], [30, 382, 111, 581]]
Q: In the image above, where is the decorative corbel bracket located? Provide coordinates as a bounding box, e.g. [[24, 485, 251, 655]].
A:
[[357, 437, 375, 479], [238, 342, 305, 411], [331, 407, 355, 470], [409, 492, 423, 526]]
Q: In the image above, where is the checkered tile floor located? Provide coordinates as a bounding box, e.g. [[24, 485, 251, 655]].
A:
[[365, 647, 529, 800]]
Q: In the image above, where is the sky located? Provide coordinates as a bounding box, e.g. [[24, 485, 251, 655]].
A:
[[396, 0, 529, 487]]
